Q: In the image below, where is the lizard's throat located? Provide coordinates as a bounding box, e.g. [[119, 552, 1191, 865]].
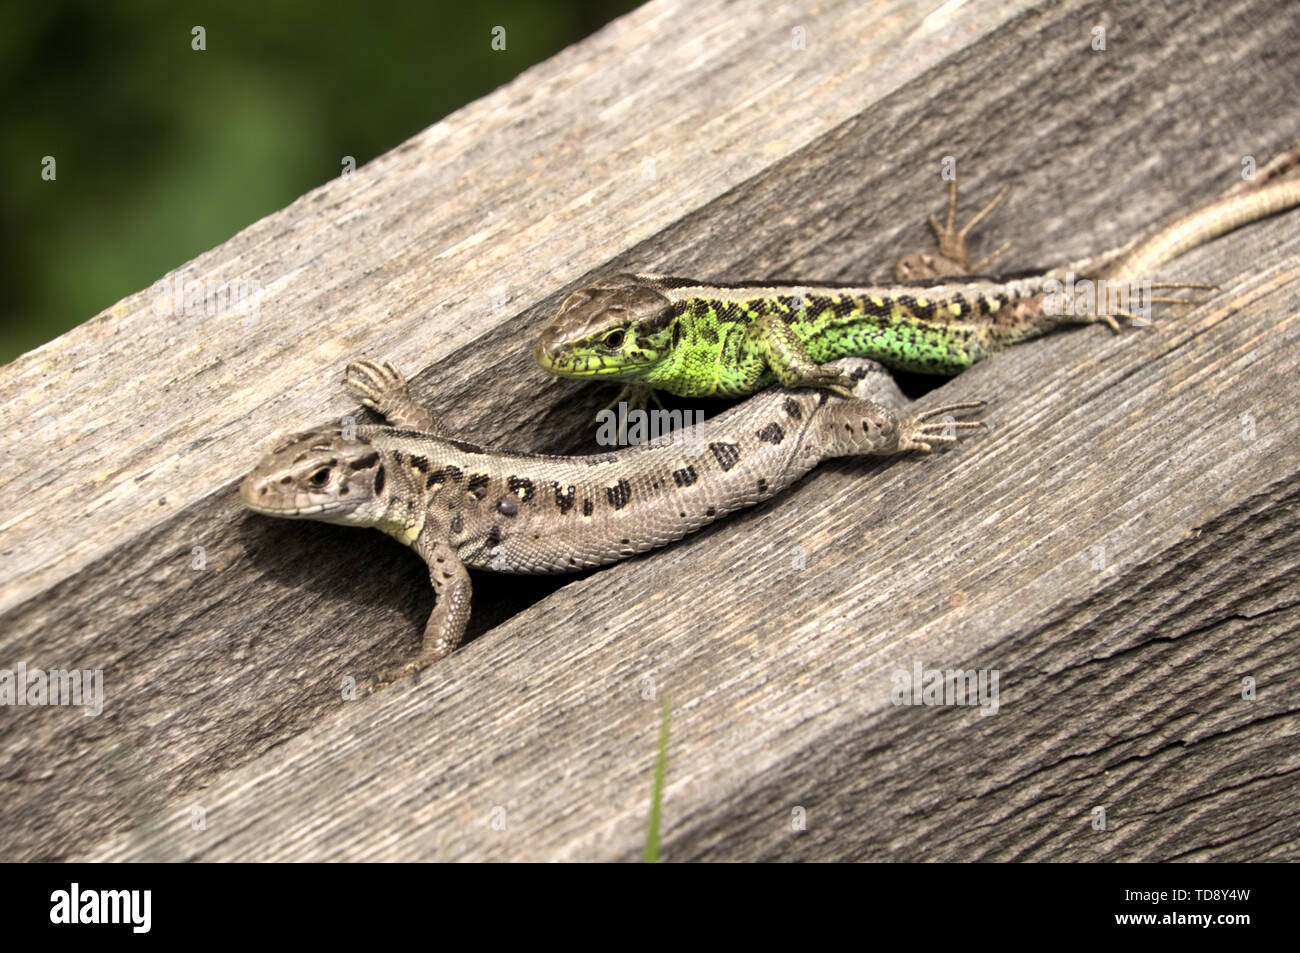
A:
[[377, 499, 426, 547]]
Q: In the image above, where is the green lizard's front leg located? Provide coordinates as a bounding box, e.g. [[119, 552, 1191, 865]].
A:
[[601, 382, 666, 436], [736, 313, 856, 397]]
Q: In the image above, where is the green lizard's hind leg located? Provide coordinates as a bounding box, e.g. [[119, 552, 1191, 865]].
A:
[[839, 358, 910, 409], [1058, 279, 1218, 335], [745, 313, 856, 397], [894, 179, 1011, 280]]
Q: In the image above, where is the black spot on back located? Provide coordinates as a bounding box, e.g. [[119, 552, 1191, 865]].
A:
[[908, 295, 937, 322], [606, 479, 632, 510], [467, 474, 490, 500], [553, 482, 576, 515], [709, 441, 741, 472], [831, 296, 863, 318], [507, 476, 535, 502]]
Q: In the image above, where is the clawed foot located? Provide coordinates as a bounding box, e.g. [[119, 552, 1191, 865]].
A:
[[346, 357, 400, 398], [1080, 280, 1219, 333], [345, 358, 410, 415], [595, 384, 667, 443], [345, 359, 440, 432], [597, 383, 665, 417], [895, 179, 1011, 280], [366, 661, 426, 696], [898, 401, 986, 453]]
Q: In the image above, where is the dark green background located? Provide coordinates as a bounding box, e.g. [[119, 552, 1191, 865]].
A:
[[0, 1, 640, 364]]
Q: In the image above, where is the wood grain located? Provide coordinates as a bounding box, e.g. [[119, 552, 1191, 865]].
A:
[[2, 0, 1298, 861]]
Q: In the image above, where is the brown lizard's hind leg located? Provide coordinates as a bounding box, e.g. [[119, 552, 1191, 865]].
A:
[[836, 357, 911, 409], [345, 359, 443, 434], [894, 179, 1011, 280], [814, 359, 986, 455]]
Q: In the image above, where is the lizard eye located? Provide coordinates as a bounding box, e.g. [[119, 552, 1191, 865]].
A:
[[309, 467, 331, 487], [603, 329, 626, 349]]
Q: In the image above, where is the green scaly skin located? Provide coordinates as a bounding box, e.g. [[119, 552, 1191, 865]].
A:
[[535, 271, 1070, 398], [535, 171, 1300, 409]]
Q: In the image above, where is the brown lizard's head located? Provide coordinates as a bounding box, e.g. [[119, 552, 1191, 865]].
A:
[[240, 426, 391, 528], [533, 274, 677, 383]]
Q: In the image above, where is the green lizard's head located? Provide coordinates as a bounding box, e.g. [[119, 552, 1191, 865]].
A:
[[534, 274, 676, 381], [240, 427, 390, 527]]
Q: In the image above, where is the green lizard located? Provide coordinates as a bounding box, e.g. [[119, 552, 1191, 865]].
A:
[[240, 357, 982, 685], [534, 166, 1300, 411]]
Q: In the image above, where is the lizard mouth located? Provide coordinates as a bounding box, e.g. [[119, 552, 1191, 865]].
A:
[[532, 337, 560, 371], [238, 475, 354, 518], [533, 338, 627, 377]]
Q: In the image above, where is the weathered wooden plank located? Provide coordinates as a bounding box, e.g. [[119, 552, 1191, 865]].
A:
[[85, 232, 1300, 862], [1, 0, 1041, 862], [4, 0, 1300, 862]]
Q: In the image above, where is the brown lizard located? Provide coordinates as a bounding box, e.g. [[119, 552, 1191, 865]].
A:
[[241, 357, 982, 684]]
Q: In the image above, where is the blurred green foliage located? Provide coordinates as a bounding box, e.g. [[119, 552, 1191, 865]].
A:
[[0, 0, 639, 364]]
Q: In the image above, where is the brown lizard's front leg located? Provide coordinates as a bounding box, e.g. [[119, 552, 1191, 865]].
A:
[[373, 533, 472, 690], [412, 533, 473, 666], [345, 360, 475, 691], [346, 359, 443, 433]]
